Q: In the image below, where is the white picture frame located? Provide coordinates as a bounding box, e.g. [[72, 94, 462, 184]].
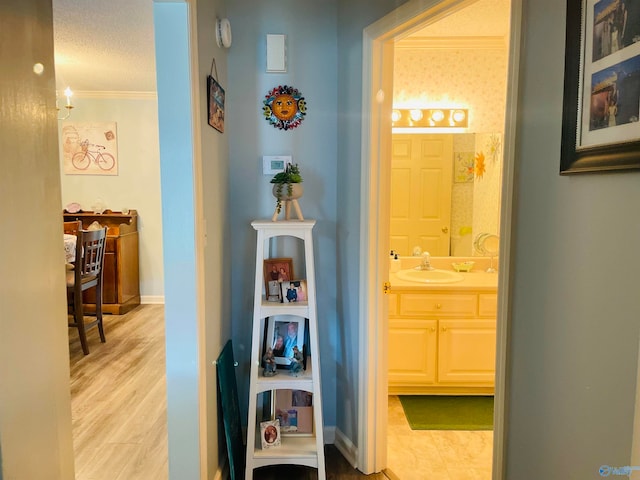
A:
[[266, 315, 306, 366]]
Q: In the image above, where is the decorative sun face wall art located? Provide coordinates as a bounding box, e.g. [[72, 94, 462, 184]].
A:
[[263, 85, 307, 131]]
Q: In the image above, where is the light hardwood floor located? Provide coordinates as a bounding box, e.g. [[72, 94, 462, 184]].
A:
[[71, 304, 491, 479], [69, 304, 168, 480], [69, 304, 386, 479]]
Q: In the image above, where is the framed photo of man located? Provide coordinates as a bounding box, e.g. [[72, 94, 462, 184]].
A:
[[266, 315, 306, 366]]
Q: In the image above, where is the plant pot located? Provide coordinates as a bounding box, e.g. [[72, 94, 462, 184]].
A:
[[272, 183, 303, 201]]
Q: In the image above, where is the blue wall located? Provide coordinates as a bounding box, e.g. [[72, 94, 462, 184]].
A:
[[227, 1, 339, 426], [154, 3, 201, 477]]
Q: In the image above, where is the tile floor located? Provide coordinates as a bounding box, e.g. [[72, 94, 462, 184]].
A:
[[386, 396, 493, 480]]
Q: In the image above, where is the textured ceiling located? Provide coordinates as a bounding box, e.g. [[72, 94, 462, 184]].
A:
[[52, 0, 157, 93], [51, 0, 508, 94]]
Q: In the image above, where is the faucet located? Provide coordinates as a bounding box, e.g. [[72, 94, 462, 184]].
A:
[[418, 251, 434, 270]]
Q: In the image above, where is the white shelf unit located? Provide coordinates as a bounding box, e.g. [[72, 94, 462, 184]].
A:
[[245, 220, 325, 479]]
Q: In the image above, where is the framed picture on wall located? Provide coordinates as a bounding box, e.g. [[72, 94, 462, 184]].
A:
[[207, 75, 225, 133], [560, 0, 640, 173]]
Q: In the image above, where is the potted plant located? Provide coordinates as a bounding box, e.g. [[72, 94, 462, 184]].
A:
[[270, 163, 303, 215]]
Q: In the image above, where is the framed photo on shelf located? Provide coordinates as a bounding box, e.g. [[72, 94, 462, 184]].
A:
[[260, 419, 281, 449], [560, 0, 640, 174], [275, 389, 314, 434], [263, 258, 294, 302], [280, 280, 308, 303], [266, 315, 306, 366]]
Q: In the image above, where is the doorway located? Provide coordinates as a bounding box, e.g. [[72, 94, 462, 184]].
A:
[[358, 0, 522, 476]]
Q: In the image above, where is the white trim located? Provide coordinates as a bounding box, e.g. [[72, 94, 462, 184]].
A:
[[359, 0, 520, 476], [323, 426, 336, 445], [491, 3, 522, 478], [334, 427, 358, 468], [140, 295, 165, 304], [74, 90, 157, 99]]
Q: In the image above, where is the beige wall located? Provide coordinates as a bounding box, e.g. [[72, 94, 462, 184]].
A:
[[393, 40, 508, 254], [0, 1, 75, 478], [58, 95, 164, 303], [394, 46, 508, 133]]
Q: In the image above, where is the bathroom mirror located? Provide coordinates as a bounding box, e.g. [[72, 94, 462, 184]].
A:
[[390, 133, 502, 257]]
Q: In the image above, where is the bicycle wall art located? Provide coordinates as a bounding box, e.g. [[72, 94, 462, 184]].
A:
[[61, 122, 119, 175]]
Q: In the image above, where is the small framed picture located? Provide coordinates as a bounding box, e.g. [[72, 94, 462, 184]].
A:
[[207, 75, 225, 133], [263, 258, 294, 301], [280, 280, 308, 303], [260, 419, 281, 449], [266, 315, 306, 366]]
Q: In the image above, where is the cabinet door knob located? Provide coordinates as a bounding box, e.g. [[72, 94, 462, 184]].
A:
[[442, 327, 447, 332], [442, 226, 449, 233], [436, 303, 442, 309]]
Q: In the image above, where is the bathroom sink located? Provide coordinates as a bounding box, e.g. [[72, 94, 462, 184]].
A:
[[395, 268, 464, 284]]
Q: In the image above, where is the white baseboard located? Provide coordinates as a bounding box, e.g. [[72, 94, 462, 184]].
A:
[[140, 295, 164, 304], [334, 427, 358, 468], [323, 426, 336, 444]]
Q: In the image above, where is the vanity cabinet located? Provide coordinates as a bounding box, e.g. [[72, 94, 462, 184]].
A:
[[388, 290, 497, 395], [63, 210, 140, 314]]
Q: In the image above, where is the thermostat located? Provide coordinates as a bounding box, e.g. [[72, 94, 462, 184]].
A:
[[263, 155, 291, 175]]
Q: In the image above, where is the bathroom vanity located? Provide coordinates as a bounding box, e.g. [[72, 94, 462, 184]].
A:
[[388, 262, 498, 395]]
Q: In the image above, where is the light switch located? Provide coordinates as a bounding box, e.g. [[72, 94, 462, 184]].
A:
[[263, 156, 291, 175], [266, 34, 286, 73]]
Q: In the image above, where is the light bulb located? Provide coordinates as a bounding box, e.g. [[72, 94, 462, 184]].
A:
[[64, 87, 73, 106], [431, 110, 445, 122], [409, 109, 423, 121], [391, 110, 402, 122], [452, 109, 466, 123]]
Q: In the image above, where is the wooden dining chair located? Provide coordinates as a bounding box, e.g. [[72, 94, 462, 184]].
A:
[[67, 227, 107, 355], [63, 220, 82, 235]]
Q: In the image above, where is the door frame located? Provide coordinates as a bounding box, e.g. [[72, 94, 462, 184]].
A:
[[358, 0, 523, 476]]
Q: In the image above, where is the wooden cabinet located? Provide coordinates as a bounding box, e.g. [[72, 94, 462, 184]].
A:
[[63, 210, 140, 314], [438, 319, 496, 384], [389, 318, 437, 385], [388, 288, 496, 395]]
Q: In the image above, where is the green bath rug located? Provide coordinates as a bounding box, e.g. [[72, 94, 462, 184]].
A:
[[398, 395, 494, 430]]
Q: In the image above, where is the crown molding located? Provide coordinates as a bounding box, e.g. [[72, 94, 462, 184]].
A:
[[74, 90, 158, 100], [396, 35, 506, 49]]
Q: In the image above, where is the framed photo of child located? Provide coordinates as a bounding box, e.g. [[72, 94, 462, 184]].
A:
[[280, 280, 307, 303]]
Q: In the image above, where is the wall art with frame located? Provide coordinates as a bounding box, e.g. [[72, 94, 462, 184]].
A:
[[207, 75, 225, 133], [561, 0, 640, 173], [263, 258, 294, 302]]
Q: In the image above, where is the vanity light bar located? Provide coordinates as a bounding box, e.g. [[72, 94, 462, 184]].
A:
[[391, 108, 468, 128]]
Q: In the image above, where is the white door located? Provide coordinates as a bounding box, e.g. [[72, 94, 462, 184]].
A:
[[390, 134, 453, 256]]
